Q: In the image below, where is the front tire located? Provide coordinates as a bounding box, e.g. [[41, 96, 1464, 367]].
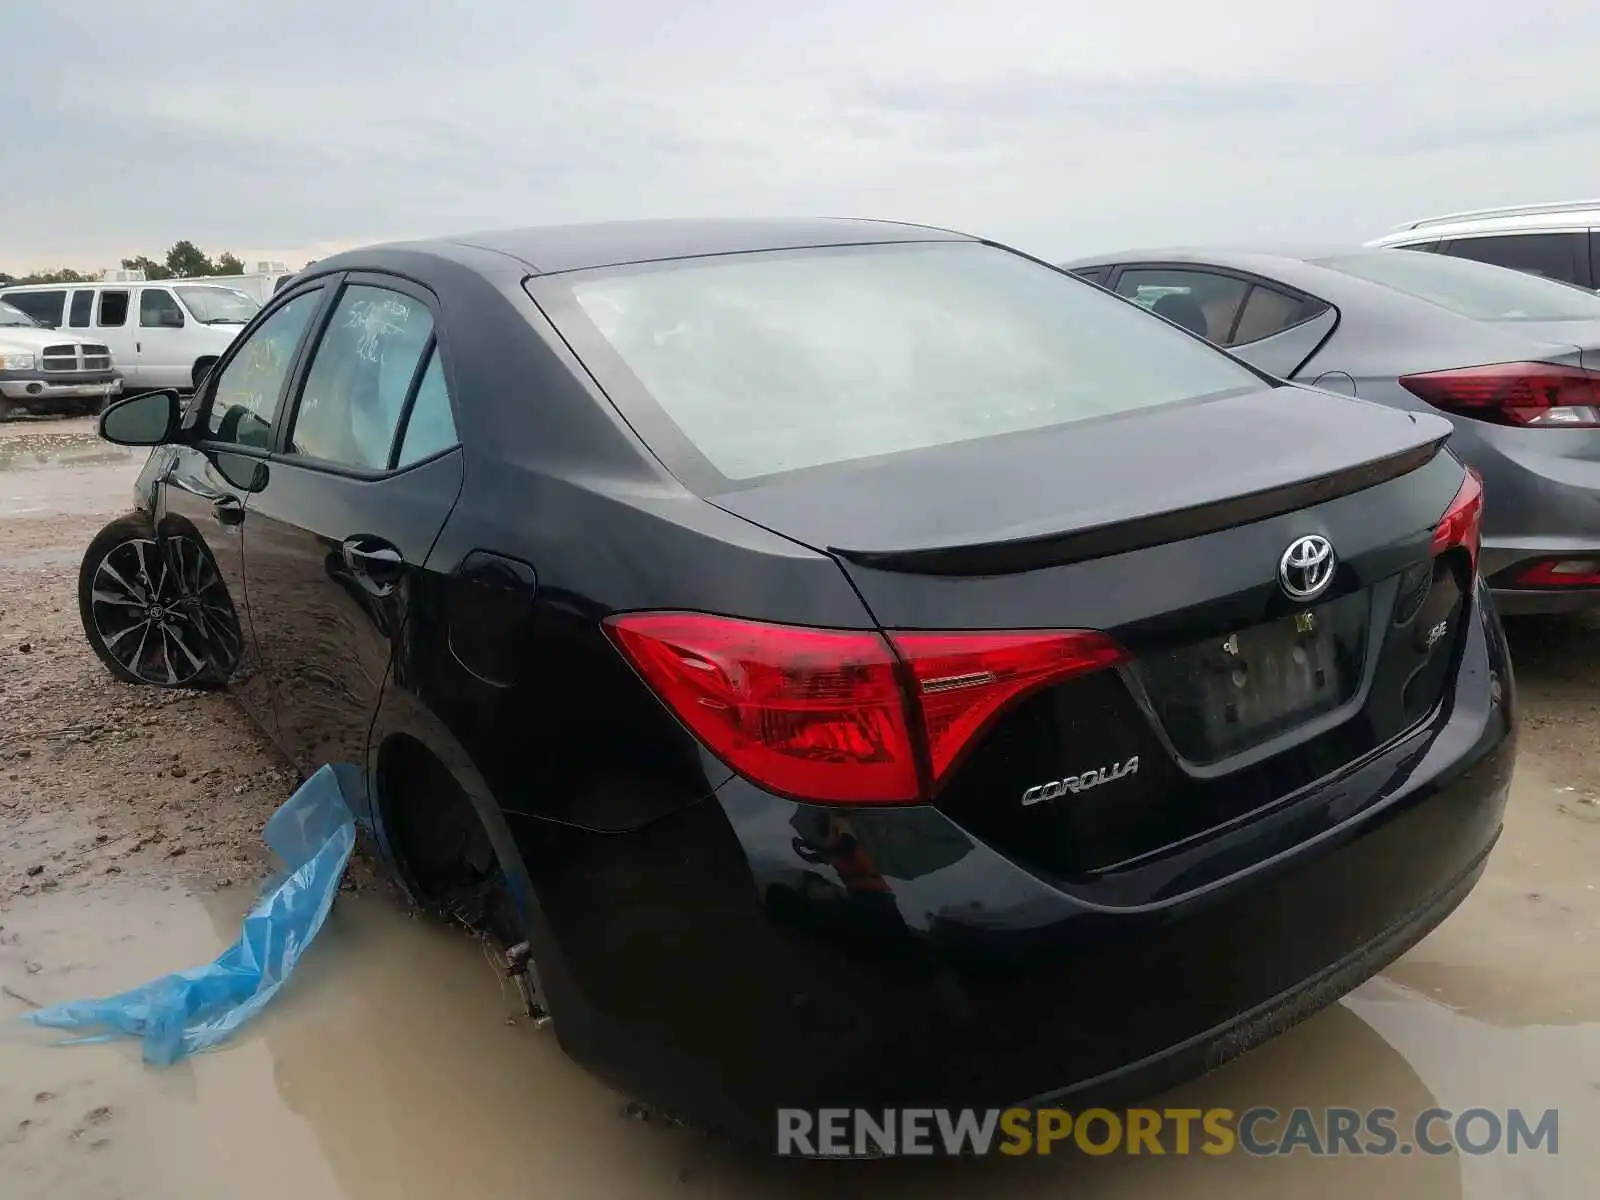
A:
[[192, 358, 219, 391], [0, 397, 16, 421], [77, 515, 241, 688]]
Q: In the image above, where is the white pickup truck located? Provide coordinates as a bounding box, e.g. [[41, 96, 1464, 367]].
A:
[[0, 299, 121, 419]]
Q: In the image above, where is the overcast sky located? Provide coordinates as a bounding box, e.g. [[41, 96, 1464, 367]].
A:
[[6, 0, 1596, 274]]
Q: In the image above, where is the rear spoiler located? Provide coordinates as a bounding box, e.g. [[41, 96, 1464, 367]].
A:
[[830, 438, 1449, 577]]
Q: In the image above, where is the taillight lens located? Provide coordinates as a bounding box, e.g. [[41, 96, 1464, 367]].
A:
[[890, 630, 1128, 784], [605, 612, 1127, 804], [1430, 467, 1484, 571], [1513, 558, 1600, 588], [604, 612, 919, 803], [1400, 361, 1600, 428]]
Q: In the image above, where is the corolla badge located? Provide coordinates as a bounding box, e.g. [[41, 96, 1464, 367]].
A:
[[1021, 757, 1140, 806], [1279, 534, 1336, 602]]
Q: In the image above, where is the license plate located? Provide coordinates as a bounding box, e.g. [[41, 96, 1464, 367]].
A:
[[1131, 593, 1369, 764]]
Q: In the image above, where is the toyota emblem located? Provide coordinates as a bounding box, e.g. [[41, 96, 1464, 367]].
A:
[[1279, 535, 1336, 602]]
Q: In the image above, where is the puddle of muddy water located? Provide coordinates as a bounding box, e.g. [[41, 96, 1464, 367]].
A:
[[0, 436, 141, 519], [2, 875, 1596, 1200]]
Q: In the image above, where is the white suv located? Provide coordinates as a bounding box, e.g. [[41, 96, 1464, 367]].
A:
[[1366, 199, 1599, 290], [0, 299, 122, 419]]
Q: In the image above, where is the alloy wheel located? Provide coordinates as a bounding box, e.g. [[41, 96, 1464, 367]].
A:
[[87, 536, 240, 686]]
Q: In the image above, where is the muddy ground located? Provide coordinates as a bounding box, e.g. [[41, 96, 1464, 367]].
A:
[[1, 415, 1597, 1198]]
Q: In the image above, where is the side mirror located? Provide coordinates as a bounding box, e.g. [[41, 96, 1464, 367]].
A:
[[99, 389, 181, 446], [160, 310, 185, 328]]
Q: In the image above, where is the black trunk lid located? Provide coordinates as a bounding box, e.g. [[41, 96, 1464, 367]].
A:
[[710, 386, 1471, 877]]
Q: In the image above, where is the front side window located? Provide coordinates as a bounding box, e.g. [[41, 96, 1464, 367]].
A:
[[1114, 268, 1249, 345], [69, 290, 93, 328], [98, 290, 130, 328], [1317, 250, 1600, 322], [6, 290, 65, 327], [288, 285, 435, 470], [206, 289, 324, 449], [139, 288, 185, 328], [1441, 232, 1588, 285], [540, 242, 1262, 484]]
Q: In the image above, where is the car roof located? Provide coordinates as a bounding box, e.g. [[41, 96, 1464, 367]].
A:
[[0, 279, 221, 291], [421, 217, 974, 276], [1056, 245, 1498, 328], [1061, 245, 1357, 275], [1365, 200, 1600, 247]]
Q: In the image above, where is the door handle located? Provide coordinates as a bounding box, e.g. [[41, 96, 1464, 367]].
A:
[[212, 495, 245, 526], [340, 536, 405, 593]]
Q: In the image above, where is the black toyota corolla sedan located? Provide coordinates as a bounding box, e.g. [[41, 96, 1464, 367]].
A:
[[81, 218, 1515, 1144]]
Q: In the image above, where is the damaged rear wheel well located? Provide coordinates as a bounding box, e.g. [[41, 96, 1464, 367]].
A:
[[373, 733, 547, 1021], [375, 735, 511, 933]]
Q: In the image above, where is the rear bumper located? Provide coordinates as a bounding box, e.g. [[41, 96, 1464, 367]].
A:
[[532, 583, 1517, 1145], [1482, 538, 1600, 612], [1463, 422, 1600, 612]]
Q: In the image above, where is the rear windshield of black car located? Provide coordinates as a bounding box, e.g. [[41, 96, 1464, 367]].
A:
[[1314, 250, 1600, 322], [531, 241, 1264, 486]]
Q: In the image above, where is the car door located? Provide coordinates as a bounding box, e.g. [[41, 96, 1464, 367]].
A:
[[92, 288, 138, 385], [157, 282, 333, 740], [135, 286, 192, 389], [241, 273, 466, 780], [1109, 263, 1337, 378]]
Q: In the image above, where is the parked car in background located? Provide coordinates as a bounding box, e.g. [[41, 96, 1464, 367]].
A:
[[193, 265, 296, 305], [0, 278, 258, 394], [1063, 247, 1600, 612], [80, 219, 1513, 1144], [1365, 200, 1600, 290], [0, 298, 121, 419]]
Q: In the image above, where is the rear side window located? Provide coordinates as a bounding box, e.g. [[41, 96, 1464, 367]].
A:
[[1441, 233, 1590, 287], [7, 290, 65, 327], [98, 290, 130, 328], [1317, 250, 1600, 322], [540, 242, 1261, 484], [69, 290, 93, 328], [1231, 284, 1320, 345], [1114, 268, 1249, 345], [395, 350, 458, 467]]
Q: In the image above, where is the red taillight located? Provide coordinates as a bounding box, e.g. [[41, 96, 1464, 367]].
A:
[[604, 612, 1127, 805], [890, 630, 1128, 784], [1431, 467, 1484, 573], [604, 612, 919, 804], [1400, 361, 1600, 428], [1513, 558, 1600, 588]]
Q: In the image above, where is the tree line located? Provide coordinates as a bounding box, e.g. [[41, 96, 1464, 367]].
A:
[[0, 240, 249, 287]]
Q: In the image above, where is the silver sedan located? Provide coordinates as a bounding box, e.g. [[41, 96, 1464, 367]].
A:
[[1062, 247, 1600, 614]]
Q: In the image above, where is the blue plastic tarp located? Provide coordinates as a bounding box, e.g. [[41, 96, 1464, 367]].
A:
[[24, 764, 356, 1065]]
